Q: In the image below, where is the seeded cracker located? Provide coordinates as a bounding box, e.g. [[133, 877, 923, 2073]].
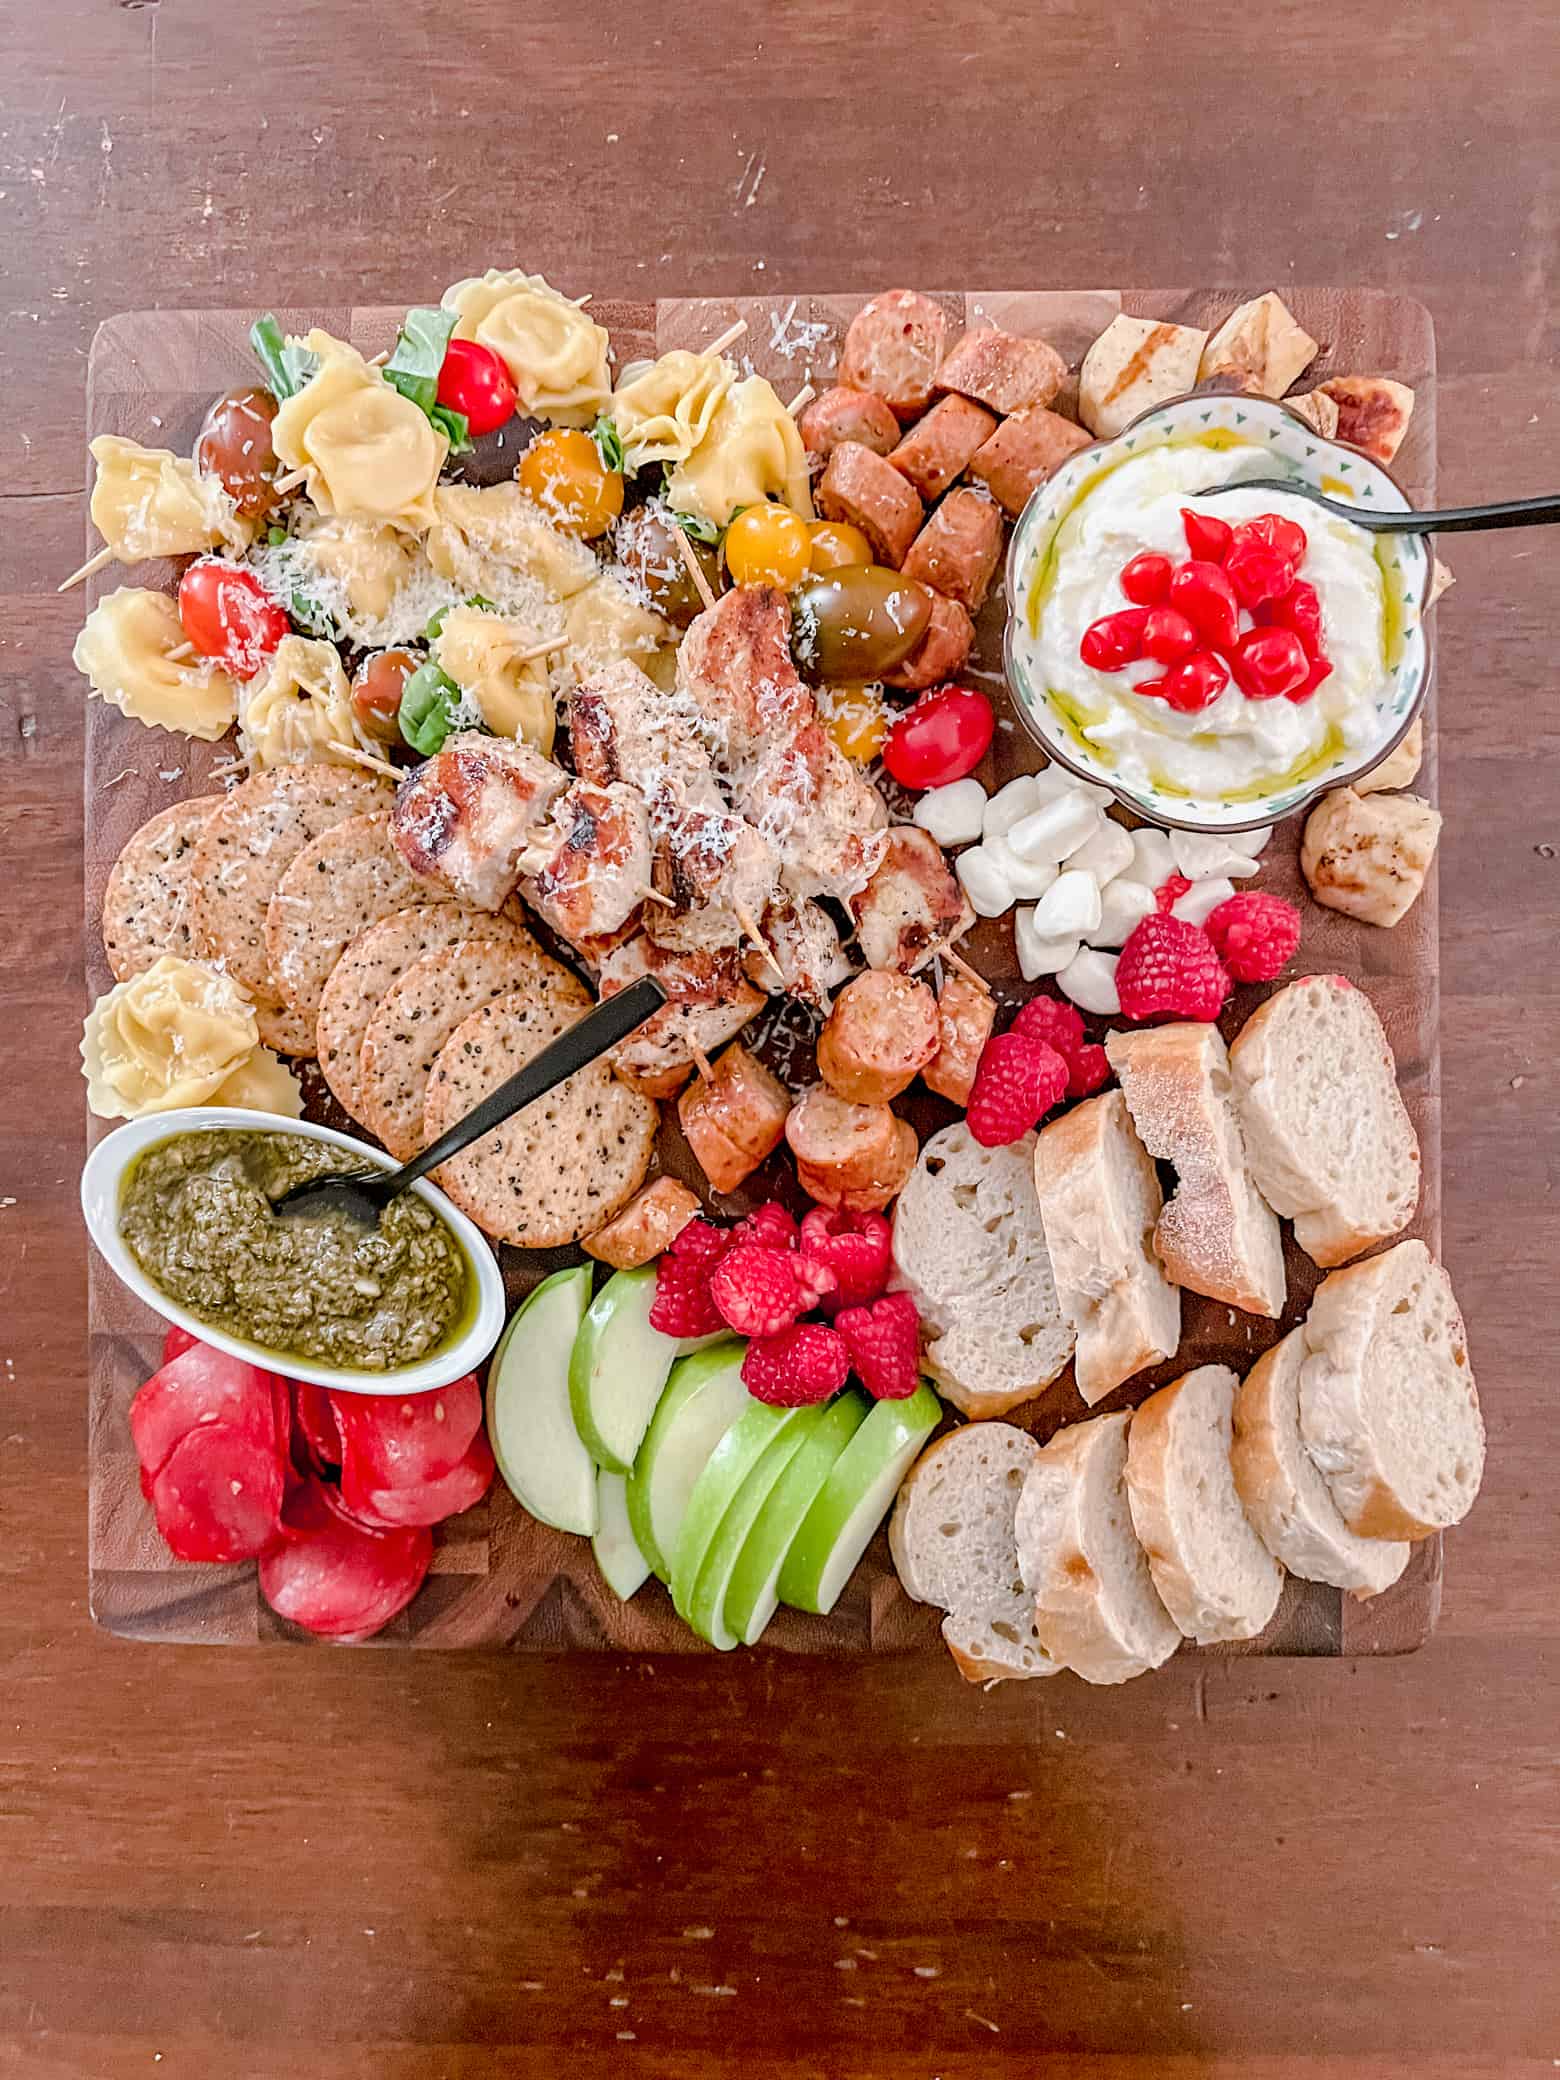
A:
[[102, 795, 224, 981]]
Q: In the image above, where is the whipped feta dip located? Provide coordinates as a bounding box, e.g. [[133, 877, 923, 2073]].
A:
[[1019, 441, 1388, 800]]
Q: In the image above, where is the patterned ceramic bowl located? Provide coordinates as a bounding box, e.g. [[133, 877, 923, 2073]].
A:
[[1003, 393, 1433, 833]]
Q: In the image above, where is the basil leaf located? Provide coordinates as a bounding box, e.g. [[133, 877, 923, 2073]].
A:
[[383, 305, 458, 414], [593, 412, 626, 475], [249, 314, 318, 401], [669, 507, 720, 546], [398, 662, 463, 757], [429, 402, 472, 453], [290, 589, 334, 638], [423, 593, 495, 643], [266, 524, 288, 547]]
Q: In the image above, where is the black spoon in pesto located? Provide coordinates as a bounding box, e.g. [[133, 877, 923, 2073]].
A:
[[270, 973, 668, 1230]]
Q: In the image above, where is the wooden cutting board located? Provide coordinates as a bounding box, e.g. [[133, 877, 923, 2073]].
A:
[[82, 286, 1440, 1655]]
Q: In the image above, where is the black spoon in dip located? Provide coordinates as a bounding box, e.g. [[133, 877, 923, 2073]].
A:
[[1202, 480, 1560, 534], [270, 973, 668, 1229]]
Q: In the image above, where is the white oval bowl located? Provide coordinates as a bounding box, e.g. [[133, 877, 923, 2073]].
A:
[[80, 1107, 508, 1396], [1003, 392, 1434, 833]]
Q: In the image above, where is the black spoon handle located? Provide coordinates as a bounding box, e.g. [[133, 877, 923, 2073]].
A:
[[385, 973, 668, 1199], [1359, 491, 1560, 534]]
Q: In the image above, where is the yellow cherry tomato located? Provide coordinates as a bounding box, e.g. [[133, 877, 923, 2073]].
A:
[[807, 519, 874, 572], [516, 429, 624, 539], [723, 503, 812, 590], [820, 682, 889, 764]]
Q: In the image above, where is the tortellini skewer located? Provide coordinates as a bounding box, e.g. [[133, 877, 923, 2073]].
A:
[[441, 270, 611, 426], [272, 331, 448, 529], [73, 587, 239, 741]]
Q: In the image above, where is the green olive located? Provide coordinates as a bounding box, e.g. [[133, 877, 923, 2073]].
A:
[[791, 567, 934, 683], [613, 503, 721, 629]]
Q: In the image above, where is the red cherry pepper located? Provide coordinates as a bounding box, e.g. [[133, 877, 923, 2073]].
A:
[[1141, 606, 1198, 666], [1080, 607, 1151, 671], [1238, 512, 1308, 565], [1230, 627, 1309, 700], [1119, 551, 1173, 606], [1225, 538, 1296, 610], [1159, 650, 1230, 713], [1257, 578, 1325, 658], [881, 684, 995, 789], [1168, 561, 1240, 653], [1288, 654, 1334, 704], [1181, 508, 1233, 563]]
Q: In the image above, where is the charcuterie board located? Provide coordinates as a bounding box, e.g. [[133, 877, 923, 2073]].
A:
[[83, 286, 1441, 1653]]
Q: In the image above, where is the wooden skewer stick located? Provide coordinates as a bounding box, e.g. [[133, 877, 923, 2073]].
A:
[[367, 350, 390, 367], [167, 641, 197, 663], [736, 904, 784, 984], [57, 545, 115, 594], [785, 382, 816, 418], [271, 467, 309, 497], [941, 944, 992, 995], [673, 525, 718, 612], [706, 317, 749, 358], [513, 636, 567, 666], [689, 1042, 715, 1083], [635, 882, 677, 911], [327, 740, 403, 782]]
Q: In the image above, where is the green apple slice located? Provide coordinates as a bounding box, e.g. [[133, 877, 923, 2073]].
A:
[[625, 1339, 750, 1582], [778, 1383, 942, 1616], [670, 1399, 810, 1629], [684, 1414, 821, 1649], [486, 1264, 597, 1536], [568, 1266, 681, 1474], [724, 1391, 871, 1646], [592, 1469, 651, 1601]]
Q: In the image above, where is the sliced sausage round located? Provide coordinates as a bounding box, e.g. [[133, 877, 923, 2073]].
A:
[[799, 385, 901, 463], [678, 1042, 792, 1196], [901, 487, 1006, 614], [795, 1117, 919, 1213], [840, 290, 950, 422], [816, 441, 924, 568], [888, 395, 998, 502], [921, 973, 997, 1107], [881, 590, 975, 691], [816, 971, 941, 1106], [583, 1177, 702, 1269]]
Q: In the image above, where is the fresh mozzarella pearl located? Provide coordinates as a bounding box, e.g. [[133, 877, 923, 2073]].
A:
[[1005, 792, 1102, 865], [1129, 827, 1175, 887], [1030, 868, 1103, 940], [1014, 911, 1082, 981], [1064, 817, 1135, 887], [1094, 875, 1157, 948], [1170, 830, 1263, 880], [912, 777, 988, 848], [985, 836, 1060, 901], [1056, 946, 1121, 1016], [1171, 874, 1236, 928], [955, 844, 1016, 918], [982, 774, 1043, 840]]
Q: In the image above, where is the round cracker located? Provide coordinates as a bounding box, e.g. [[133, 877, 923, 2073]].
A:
[[322, 910, 539, 1133], [189, 765, 392, 1000], [254, 996, 320, 1059], [359, 934, 567, 1161], [264, 811, 462, 1026], [102, 795, 224, 981], [423, 984, 659, 1248]]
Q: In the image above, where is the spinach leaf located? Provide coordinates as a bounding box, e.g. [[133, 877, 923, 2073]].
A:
[[383, 305, 458, 413], [398, 662, 464, 756], [248, 314, 319, 401]]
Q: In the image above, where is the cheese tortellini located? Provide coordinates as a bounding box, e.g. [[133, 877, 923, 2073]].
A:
[[89, 435, 251, 561], [663, 376, 814, 528], [609, 350, 735, 470], [73, 587, 238, 741], [563, 572, 676, 686], [426, 483, 597, 604], [441, 270, 611, 425], [434, 605, 557, 756], [272, 331, 447, 528], [237, 634, 359, 770], [81, 955, 301, 1121], [292, 513, 426, 625]]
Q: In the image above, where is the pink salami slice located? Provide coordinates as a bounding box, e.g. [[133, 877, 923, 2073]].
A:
[[339, 1427, 495, 1530], [260, 1479, 431, 1640], [130, 1344, 281, 1481], [148, 1420, 285, 1563], [327, 1373, 483, 1491], [291, 1381, 343, 1475]]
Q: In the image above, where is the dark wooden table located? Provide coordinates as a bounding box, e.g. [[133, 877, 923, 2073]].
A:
[[3, 5, 1557, 2073]]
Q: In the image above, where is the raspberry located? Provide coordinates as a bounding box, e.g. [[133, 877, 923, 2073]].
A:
[[669, 1218, 734, 1271], [741, 1322, 850, 1406], [798, 1205, 894, 1311], [1010, 993, 1085, 1061], [836, 1291, 922, 1400], [966, 1033, 1069, 1147], [1066, 1042, 1111, 1099], [1204, 891, 1302, 983], [1155, 872, 1192, 913], [709, 1244, 835, 1337], [1116, 914, 1231, 1022], [648, 1253, 726, 1337], [733, 1201, 798, 1253]]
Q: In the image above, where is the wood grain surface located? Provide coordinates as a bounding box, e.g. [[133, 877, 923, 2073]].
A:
[[81, 286, 1439, 1657], [4, 1, 1558, 2072]]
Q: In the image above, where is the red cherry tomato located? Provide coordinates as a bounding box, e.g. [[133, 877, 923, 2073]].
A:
[[162, 1324, 201, 1364], [1141, 606, 1198, 666], [177, 559, 289, 679], [1230, 627, 1309, 700], [436, 337, 518, 436], [1119, 552, 1173, 606], [1289, 654, 1334, 704], [881, 684, 995, 791], [1225, 538, 1295, 610], [1159, 650, 1230, 713], [1181, 508, 1233, 563], [1080, 607, 1150, 672], [1257, 577, 1325, 658], [1168, 561, 1240, 653], [1239, 512, 1308, 565]]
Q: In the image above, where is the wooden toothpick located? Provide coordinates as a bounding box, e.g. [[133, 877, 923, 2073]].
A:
[[941, 944, 992, 995], [57, 545, 115, 594], [513, 635, 567, 666], [673, 526, 718, 612], [635, 882, 677, 911], [327, 740, 403, 781], [706, 317, 749, 358], [785, 382, 816, 418], [271, 467, 309, 497], [737, 904, 784, 984], [167, 641, 197, 664], [690, 1042, 715, 1082]]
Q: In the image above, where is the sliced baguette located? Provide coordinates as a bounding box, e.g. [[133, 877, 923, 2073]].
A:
[[1125, 1364, 1283, 1644], [1106, 1023, 1286, 1318], [1230, 974, 1420, 1267], [889, 1421, 1057, 1682], [891, 1123, 1075, 1419], [1232, 1330, 1410, 1596], [1298, 1239, 1484, 1540], [1031, 1091, 1181, 1404], [1016, 1412, 1181, 1683]]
